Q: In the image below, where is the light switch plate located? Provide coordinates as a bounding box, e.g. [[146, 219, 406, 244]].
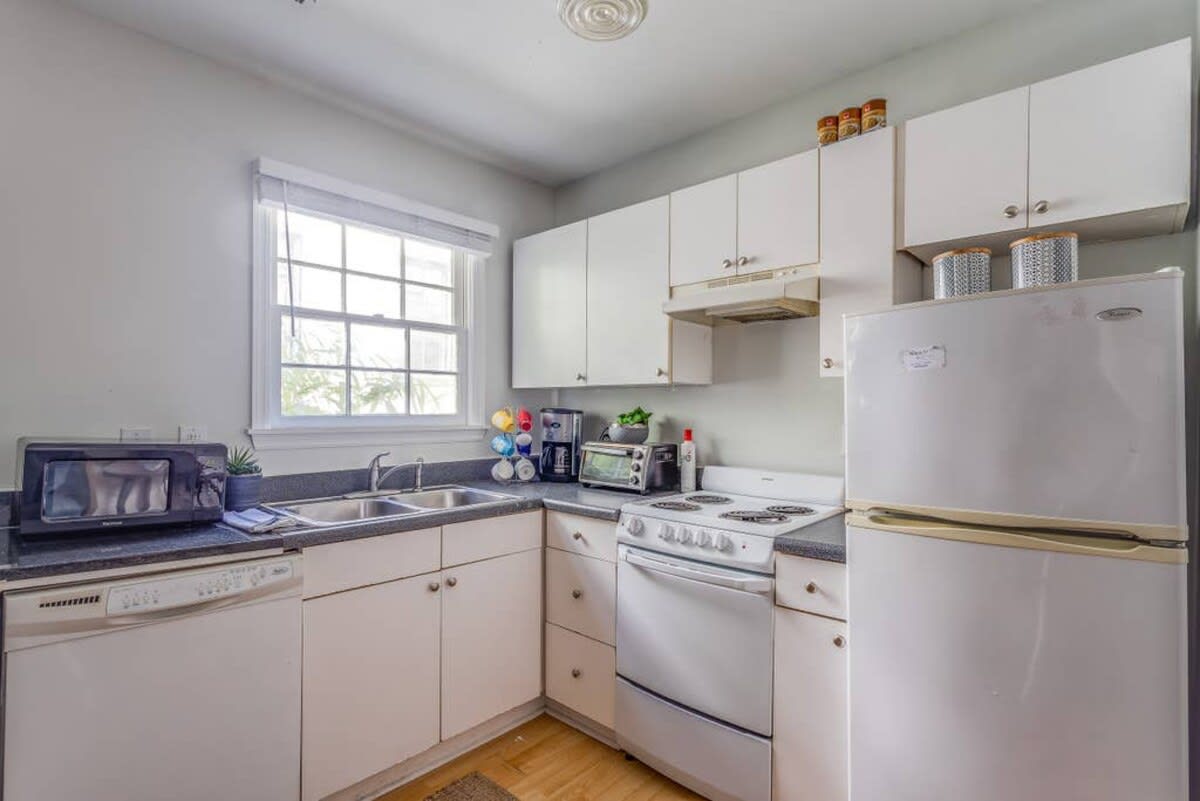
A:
[[120, 426, 153, 442], [178, 425, 207, 444]]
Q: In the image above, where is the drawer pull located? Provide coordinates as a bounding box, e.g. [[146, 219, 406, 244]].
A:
[[428, 582, 440, 593], [572, 531, 584, 541], [833, 635, 846, 649], [571, 668, 582, 678], [446, 577, 458, 588], [571, 589, 583, 599], [805, 581, 818, 594]]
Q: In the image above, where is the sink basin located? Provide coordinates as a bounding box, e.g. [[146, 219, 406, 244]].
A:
[[268, 497, 421, 526], [384, 487, 515, 509]]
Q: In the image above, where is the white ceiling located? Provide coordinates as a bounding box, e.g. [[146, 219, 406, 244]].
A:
[[64, 0, 1045, 185]]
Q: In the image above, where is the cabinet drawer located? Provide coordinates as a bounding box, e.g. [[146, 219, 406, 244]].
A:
[[442, 510, 543, 567], [776, 555, 847, 620], [545, 623, 615, 730], [303, 528, 441, 599], [546, 548, 616, 645], [546, 512, 617, 562]]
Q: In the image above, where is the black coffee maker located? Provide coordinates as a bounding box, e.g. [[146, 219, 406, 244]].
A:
[[539, 408, 583, 482]]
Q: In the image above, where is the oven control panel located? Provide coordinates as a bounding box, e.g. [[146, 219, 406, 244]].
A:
[[617, 514, 775, 573]]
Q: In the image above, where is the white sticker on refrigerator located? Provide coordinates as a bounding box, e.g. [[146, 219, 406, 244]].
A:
[[902, 345, 946, 371]]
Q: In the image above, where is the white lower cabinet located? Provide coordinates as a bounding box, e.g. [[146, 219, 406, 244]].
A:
[[545, 623, 616, 729], [772, 607, 848, 801], [545, 547, 616, 645], [441, 548, 544, 739], [302, 574, 441, 801]]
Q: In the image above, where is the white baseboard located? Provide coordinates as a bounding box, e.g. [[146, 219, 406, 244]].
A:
[[544, 699, 618, 749]]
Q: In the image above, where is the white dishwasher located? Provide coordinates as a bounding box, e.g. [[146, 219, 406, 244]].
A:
[[3, 554, 303, 801]]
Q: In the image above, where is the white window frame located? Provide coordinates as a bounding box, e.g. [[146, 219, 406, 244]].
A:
[[248, 160, 492, 450]]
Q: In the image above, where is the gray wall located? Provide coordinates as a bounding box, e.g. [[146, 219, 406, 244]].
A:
[[0, 0, 555, 487], [552, 0, 1197, 478]]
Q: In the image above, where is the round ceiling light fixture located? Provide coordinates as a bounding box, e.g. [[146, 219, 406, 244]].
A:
[[558, 0, 647, 41]]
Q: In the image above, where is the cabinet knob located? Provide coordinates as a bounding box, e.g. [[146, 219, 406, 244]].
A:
[[428, 582, 440, 592], [821, 358, 834, 369], [805, 581, 818, 594], [721, 259, 734, 269], [736, 256, 750, 267], [576, 373, 586, 382], [1033, 200, 1049, 214], [571, 668, 582, 678], [833, 635, 846, 649], [571, 589, 583, 599], [572, 531, 584, 540], [1003, 205, 1019, 218], [656, 367, 667, 378], [446, 577, 458, 587]]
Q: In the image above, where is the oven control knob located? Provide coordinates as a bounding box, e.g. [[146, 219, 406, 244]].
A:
[[716, 533, 734, 552], [657, 524, 676, 542], [625, 517, 645, 536], [697, 530, 714, 548], [677, 527, 694, 544]]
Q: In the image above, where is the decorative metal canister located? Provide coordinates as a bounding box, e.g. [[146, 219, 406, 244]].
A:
[[932, 247, 992, 299], [838, 106, 861, 140], [861, 98, 887, 132], [817, 115, 839, 146], [1010, 232, 1079, 288]]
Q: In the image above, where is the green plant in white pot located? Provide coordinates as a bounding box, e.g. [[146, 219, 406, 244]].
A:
[[225, 446, 263, 511], [608, 406, 652, 444]]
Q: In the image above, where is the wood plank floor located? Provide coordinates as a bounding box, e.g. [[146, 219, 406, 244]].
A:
[[380, 715, 704, 801]]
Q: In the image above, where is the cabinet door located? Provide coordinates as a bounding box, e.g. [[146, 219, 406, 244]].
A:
[[512, 221, 588, 388], [773, 608, 847, 801], [302, 575, 441, 801], [903, 87, 1030, 247], [587, 197, 671, 385], [1029, 38, 1190, 227], [819, 128, 899, 377], [737, 151, 819, 273], [670, 174, 738, 286], [441, 549, 543, 739]]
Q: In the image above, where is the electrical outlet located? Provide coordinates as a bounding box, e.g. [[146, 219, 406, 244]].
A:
[[120, 426, 153, 442], [178, 425, 207, 444]]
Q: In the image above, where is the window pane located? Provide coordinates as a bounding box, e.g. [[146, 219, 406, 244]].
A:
[[351, 370, 407, 415], [405, 284, 454, 325], [351, 323, 406, 370], [347, 274, 402, 319], [277, 211, 341, 267], [411, 373, 457, 415], [282, 317, 345, 366], [410, 329, 456, 372], [406, 240, 453, 287], [277, 262, 342, 312], [347, 226, 401, 278], [281, 367, 346, 416]]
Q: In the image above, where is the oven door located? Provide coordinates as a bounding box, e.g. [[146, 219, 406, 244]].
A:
[[616, 544, 774, 735]]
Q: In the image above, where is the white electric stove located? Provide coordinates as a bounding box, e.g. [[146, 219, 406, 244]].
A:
[[614, 466, 845, 801], [616, 465, 845, 574]]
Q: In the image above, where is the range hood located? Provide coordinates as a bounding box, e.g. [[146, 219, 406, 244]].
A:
[[663, 266, 820, 325]]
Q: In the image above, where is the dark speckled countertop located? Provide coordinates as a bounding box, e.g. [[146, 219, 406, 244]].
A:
[[0, 461, 844, 583]]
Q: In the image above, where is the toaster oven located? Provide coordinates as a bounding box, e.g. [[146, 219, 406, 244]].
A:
[[579, 442, 679, 494]]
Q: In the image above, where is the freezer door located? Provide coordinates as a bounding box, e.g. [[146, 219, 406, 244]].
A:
[[847, 524, 1188, 801], [844, 272, 1187, 540]]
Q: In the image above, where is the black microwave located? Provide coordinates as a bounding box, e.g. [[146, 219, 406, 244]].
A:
[[17, 440, 227, 536]]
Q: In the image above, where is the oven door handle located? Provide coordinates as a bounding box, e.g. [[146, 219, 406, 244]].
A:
[[623, 550, 773, 594]]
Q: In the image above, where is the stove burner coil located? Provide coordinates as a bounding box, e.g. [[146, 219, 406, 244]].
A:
[[719, 510, 788, 524], [686, 494, 733, 505], [765, 505, 815, 516], [651, 501, 702, 512]]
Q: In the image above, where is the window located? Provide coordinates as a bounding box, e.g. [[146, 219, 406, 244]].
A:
[[250, 160, 496, 448]]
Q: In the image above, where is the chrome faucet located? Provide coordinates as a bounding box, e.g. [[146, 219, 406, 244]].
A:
[[367, 452, 425, 493]]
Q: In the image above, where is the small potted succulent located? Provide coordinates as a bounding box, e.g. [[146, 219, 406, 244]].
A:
[[607, 406, 652, 444], [225, 446, 263, 511]]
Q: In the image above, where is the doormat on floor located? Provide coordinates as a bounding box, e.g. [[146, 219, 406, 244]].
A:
[[424, 772, 519, 801]]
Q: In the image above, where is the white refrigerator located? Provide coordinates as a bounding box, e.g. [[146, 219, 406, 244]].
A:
[[843, 270, 1188, 801]]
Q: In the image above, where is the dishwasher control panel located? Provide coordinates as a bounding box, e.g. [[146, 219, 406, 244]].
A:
[[106, 559, 296, 615]]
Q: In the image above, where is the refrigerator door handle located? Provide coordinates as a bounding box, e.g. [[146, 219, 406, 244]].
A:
[[852, 511, 1184, 563]]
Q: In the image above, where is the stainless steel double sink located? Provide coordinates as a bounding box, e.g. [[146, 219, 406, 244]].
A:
[[265, 486, 518, 527]]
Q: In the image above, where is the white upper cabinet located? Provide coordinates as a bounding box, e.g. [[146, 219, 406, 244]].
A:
[[587, 197, 672, 386], [737, 150, 819, 274], [512, 221, 587, 388], [904, 39, 1191, 256], [1028, 38, 1191, 228], [669, 174, 738, 287], [903, 86, 1031, 248]]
